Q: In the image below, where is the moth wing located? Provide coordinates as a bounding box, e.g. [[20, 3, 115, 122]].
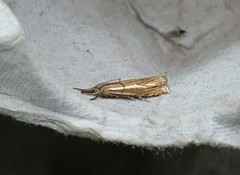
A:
[[101, 77, 163, 97], [116, 76, 163, 87]]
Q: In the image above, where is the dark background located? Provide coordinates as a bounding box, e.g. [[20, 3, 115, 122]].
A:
[[0, 115, 239, 175]]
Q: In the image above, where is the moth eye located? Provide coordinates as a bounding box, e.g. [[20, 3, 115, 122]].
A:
[[94, 89, 100, 93]]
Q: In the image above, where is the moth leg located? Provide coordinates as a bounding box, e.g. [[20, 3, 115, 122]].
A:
[[103, 93, 122, 99], [123, 96, 136, 100], [90, 96, 98, 100], [90, 91, 102, 100], [140, 98, 149, 102], [136, 96, 149, 102]]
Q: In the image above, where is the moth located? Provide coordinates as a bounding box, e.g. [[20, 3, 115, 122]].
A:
[[73, 76, 170, 100]]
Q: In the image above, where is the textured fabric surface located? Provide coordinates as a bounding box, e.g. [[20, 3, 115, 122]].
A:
[[0, 0, 240, 148]]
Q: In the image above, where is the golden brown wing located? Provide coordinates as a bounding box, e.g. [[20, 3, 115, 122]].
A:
[[100, 76, 168, 98]]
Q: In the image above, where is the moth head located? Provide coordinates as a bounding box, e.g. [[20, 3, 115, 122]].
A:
[[94, 88, 101, 95], [160, 76, 168, 85], [161, 85, 170, 94]]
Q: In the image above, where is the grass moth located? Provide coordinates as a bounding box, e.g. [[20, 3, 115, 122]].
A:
[[73, 75, 170, 100]]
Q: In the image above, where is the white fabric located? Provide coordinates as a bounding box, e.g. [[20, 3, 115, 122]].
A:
[[0, 0, 240, 148]]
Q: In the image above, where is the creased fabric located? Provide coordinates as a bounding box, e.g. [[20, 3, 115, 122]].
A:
[[0, 0, 240, 148]]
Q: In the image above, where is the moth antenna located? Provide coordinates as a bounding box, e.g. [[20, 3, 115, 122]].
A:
[[96, 78, 121, 87]]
